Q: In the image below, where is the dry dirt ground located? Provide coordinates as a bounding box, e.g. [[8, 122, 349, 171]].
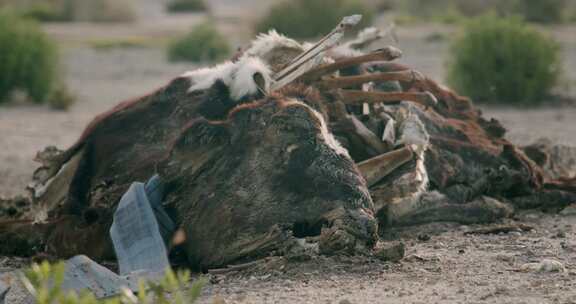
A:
[[1, 2, 576, 303]]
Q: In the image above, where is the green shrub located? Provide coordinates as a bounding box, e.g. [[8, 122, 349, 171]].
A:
[[84, 0, 136, 23], [90, 37, 151, 51], [167, 0, 206, 13], [19, 2, 68, 22], [516, 0, 566, 23], [0, 11, 59, 104], [447, 15, 560, 104], [1, 0, 136, 23], [23, 261, 207, 303], [397, 0, 455, 19], [389, 0, 570, 24], [48, 85, 75, 110], [255, 0, 374, 39], [168, 23, 230, 63]]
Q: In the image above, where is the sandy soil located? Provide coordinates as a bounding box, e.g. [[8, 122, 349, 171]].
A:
[[1, 2, 576, 303], [196, 211, 576, 304]]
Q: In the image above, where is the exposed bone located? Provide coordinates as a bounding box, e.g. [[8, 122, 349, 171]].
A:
[[384, 193, 514, 227], [279, 14, 362, 78], [380, 112, 396, 148], [366, 62, 469, 106], [318, 70, 423, 89], [345, 27, 384, 50], [337, 90, 438, 108], [301, 47, 403, 81], [357, 145, 415, 187], [271, 15, 362, 91], [345, 115, 390, 155]]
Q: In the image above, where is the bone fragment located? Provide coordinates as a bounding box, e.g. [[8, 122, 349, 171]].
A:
[[357, 145, 415, 187]]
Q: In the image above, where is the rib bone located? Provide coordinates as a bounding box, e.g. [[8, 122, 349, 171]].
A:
[[338, 90, 438, 108], [319, 70, 423, 89], [357, 145, 416, 187], [270, 15, 362, 91], [301, 47, 403, 82]]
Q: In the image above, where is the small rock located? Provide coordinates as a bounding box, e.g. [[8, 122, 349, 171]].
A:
[[339, 300, 352, 304], [495, 253, 515, 263], [417, 234, 431, 242], [374, 242, 405, 262], [212, 296, 227, 304], [458, 249, 465, 254], [432, 242, 444, 249], [560, 204, 576, 216], [554, 231, 567, 238], [522, 213, 541, 221], [520, 259, 566, 273], [0, 280, 9, 304], [404, 254, 426, 263]]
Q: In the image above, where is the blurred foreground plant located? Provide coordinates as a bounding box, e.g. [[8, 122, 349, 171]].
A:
[[22, 261, 207, 304], [447, 15, 560, 104]]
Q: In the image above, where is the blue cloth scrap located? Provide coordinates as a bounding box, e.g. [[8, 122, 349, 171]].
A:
[[144, 174, 176, 246]]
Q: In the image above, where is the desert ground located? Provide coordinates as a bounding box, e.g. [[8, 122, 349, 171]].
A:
[[1, 0, 576, 303]]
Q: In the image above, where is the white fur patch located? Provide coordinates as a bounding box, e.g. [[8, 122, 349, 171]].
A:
[[182, 57, 272, 100], [242, 30, 304, 59], [229, 57, 272, 100]]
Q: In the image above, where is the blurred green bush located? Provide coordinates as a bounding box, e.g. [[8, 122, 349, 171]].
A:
[[447, 15, 560, 104], [255, 0, 373, 39], [0, 0, 135, 23], [515, 0, 566, 24], [89, 0, 136, 23], [0, 11, 61, 105], [168, 23, 230, 62], [386, 0, 572, 24], [167, 0, 206, 13]]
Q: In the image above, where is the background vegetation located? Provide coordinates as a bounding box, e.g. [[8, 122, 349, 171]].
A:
[[255, 0, 374, 38], [168, 22, 231, 63], [0, 0, 136, 23], [447, 15, 560, 104], [379, 0, 575, 24], [0, 11, 61, 105], [166, 0, 206, 13]]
